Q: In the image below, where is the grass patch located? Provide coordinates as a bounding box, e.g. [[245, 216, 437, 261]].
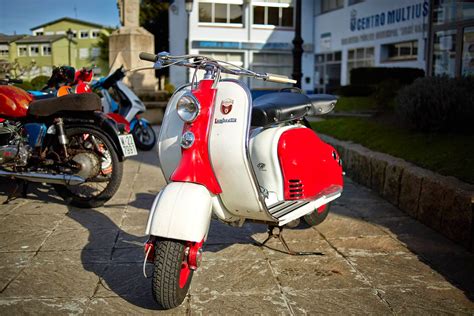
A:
[[335, 97, 377, 112], [312, 117, 474, 184]]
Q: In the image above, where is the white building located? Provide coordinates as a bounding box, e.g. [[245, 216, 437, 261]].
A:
[[169, 0, 473, 93]]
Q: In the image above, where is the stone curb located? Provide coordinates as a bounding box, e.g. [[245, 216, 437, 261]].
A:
[[320, 134, 474, 251]]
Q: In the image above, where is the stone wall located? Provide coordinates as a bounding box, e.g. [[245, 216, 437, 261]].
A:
[[320, 134, 474, 251]]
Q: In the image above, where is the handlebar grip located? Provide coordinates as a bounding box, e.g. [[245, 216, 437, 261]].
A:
[[139, 52, 158, 62], [265, 73, 297, 84]]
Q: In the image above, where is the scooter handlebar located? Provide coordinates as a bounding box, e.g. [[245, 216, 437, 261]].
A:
[[139, 52, 158, 62], [265, 73, 297, 84]]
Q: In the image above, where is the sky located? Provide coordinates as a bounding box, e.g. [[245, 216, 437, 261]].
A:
[[0, 0, 121, 35]]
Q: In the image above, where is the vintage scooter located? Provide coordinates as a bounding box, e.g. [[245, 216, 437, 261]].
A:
[[139, 52, 343, 309]]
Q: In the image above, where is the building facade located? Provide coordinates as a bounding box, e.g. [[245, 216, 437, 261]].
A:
[[169, 0, 473, 93], [0, 17, 110, 79]]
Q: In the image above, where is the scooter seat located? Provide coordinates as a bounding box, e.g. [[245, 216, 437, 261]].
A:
[[251, 92, 311, 127], [27, 93, 102, 117]]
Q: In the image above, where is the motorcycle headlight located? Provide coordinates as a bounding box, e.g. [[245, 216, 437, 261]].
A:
[[176, 93, 200, 123]]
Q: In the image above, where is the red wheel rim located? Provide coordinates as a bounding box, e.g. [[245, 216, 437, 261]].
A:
[[179, 261, 191, 289]]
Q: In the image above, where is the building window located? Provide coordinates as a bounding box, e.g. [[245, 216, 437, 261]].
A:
[[321, 0, 344, 13], [315, 51, 342, 93], [432, 30, 457, 76], [198, 51, 244, 79], [252, 53, 292, 89], [433, 0, 474, 26], [91, 47, 101, 58], [462, 26, 474, 76], [29, 45, 39, 56], [198, 1, 243, 25], [42, 45, 52, 56], [35, 32, 44, 36], [80, 31, 89, 39], [382, 40, 418, 62], [349, 0, 364, 5], [18, 46, 28, 56], [90, 30, 100, 38], [79, 48, 90, 59], [0, 45, 9, 57], [253, 2, 294, 27], [347, 47, 374, 83]]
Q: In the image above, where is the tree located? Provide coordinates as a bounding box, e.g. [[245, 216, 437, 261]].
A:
[[90, 28, 115, 75], [140, 0, 170, 81]]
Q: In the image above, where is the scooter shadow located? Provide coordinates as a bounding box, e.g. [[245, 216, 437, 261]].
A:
[[66, 207, 163, 310], [65, 207, 273, 310]]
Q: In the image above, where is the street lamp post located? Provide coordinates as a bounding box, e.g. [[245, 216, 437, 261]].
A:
[[66, 28, 74, 66], [185, 0, 193, 81], [292, 0, 303, 88]]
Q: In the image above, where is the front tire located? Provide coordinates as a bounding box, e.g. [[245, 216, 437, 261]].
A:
[[152, 239, 193, 309], [133, 121, 156, 151]]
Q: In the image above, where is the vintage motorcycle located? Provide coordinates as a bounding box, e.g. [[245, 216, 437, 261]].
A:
[[0, 77, 137, 208], [139, 52, 343, 309], [92, 66, 157, 150]]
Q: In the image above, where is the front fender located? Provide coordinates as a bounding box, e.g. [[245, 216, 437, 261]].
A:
[[146, 182, 213, 242]]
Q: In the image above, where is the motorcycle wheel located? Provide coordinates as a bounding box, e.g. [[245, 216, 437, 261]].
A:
[[152, 239, 193, 309], [133, 122, 156, 151], [53, 127, 123, 208], [303, 203, 331, 227]]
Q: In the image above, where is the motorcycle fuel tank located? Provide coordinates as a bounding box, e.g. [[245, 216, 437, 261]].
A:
[[0, 86, 33, 118]]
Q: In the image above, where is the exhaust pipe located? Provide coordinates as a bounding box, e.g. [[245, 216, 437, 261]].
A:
[[0, 170, 85, 185]]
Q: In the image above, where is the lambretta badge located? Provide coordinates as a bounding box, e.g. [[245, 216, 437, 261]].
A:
[[221, 98, 234, 115], [214, 118, 237, 124]]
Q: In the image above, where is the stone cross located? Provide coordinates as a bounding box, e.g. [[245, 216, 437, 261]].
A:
[[117, 0, 140, 27]]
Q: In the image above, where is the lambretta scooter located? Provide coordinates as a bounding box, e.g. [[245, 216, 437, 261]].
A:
[[139, 52, 343, 309]]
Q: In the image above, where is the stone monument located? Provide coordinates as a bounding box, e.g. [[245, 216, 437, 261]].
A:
[[109, 0, 156, 94]]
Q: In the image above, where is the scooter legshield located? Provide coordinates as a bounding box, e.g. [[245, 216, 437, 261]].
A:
[[145, 182, 213, 242]]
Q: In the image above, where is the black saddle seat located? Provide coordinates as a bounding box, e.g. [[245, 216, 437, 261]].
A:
[[251, 92, 311, 127], [27, 93, 102, 117]]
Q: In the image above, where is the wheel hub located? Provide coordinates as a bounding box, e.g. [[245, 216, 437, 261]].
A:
[[72, 152, 101, 179]]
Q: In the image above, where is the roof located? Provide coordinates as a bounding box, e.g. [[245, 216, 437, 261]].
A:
[[15, 35, 67, 44], [30, 17, 106, 31], [0, 34, 26, 44]]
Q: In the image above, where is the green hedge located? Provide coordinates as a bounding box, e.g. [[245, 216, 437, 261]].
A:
[[351, 67, 425, 86]]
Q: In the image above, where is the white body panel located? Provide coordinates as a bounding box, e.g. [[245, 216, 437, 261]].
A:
[[249, 125, 298, 206], [145, 182, 212, 242], [115, 81, 147, 122], [157, 87, 187, 181], [209, 80, 274, 222]]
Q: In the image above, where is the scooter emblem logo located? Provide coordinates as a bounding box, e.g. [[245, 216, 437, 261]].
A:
[[221, 98, 234, 115]]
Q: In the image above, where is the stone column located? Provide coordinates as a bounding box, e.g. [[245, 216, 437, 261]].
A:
[[109, 0, 156, 95]]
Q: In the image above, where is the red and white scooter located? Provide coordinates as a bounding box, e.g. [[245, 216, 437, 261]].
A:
[[139, 52, 343, 309]]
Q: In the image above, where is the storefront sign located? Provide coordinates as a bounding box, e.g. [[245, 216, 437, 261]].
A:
[[342, 23, 427, 45], [192, 41, 293, 51], [350, 1, 429, 32]]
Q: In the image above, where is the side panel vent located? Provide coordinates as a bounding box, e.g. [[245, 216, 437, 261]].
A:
[[288, 179, 304, 199]]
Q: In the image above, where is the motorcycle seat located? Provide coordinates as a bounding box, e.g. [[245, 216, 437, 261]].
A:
[[251, 92, 311, 127], [27, 93, 102, 117]]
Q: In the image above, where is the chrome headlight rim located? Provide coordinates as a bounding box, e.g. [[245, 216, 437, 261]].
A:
[[176, 92, 201, 123]]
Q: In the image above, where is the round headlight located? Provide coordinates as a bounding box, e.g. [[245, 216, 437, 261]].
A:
[[176, 93, 200, 122]]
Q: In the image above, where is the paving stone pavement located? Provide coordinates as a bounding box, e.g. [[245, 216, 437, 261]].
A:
[[0, 146, 473, 315]]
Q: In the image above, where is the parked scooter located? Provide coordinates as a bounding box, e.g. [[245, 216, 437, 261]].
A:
[[92, 66, 157, 150], [0, 77, 137, 208], [138, 52, 344, 309]]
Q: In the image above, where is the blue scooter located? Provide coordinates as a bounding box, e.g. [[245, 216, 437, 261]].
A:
[[92, 66, 156, 151]]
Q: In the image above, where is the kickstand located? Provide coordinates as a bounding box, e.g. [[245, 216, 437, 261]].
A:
[[3, 179, 28, 205], [255, 225, 324, 256]]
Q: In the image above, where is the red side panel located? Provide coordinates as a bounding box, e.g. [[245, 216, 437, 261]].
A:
[[107, 113, 131, 133], [171, 80, 222, 194], [0, 86, 32, 118], [278, 128, 343, 201]]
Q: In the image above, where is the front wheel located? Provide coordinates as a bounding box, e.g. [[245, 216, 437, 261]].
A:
[[152, 239, 193, 309], [133, 121, 156, 151]]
